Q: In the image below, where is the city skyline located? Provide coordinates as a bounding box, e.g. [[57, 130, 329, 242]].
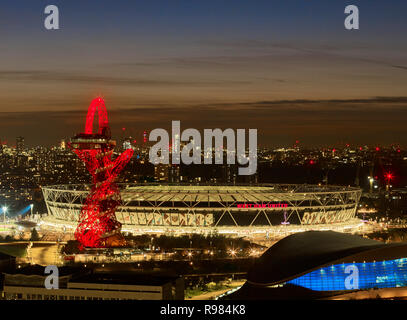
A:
[[0, 0, 406, 146]]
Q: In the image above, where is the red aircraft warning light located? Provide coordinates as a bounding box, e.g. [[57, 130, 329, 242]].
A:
[[68, 97, 133, 249], [384, 172, 394, 192], [385, 172, 394, 184]]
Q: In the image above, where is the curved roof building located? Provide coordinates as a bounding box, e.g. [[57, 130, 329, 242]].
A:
[[224, 231, 407, 300]]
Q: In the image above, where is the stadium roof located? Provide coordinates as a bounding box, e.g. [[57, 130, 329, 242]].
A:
[[43, 183, 361, 203], [247, 231, 407, 286]]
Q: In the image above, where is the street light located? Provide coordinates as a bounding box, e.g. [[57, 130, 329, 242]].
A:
[[30, 204, 34, 216], [2, 206, 8, 223], [368, 176, 374, 193]]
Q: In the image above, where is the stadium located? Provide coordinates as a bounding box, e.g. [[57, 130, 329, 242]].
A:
[[39, 183, 366, 239]]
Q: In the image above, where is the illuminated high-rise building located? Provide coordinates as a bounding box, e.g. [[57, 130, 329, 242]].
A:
[[60, 139, 66, 150], [16, 136, 25, 155]]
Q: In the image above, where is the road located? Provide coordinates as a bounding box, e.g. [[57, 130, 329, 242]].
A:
[[187, 280, 245, 300]]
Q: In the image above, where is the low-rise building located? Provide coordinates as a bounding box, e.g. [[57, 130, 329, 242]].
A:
[[2, 266, 184, 300]]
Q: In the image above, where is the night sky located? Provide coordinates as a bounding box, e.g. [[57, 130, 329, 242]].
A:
[[0, 0, 406, 147]]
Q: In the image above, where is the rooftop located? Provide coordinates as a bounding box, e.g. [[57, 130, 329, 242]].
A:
[[70, 272, 180, 286], [247, 231, 407, 286]]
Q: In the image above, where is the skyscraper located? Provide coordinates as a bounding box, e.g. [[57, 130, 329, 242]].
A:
[[16, 136, 25, 155]]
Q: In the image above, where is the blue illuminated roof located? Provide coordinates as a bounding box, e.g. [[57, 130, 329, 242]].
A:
[[287, 258, 407, 291], [247, 231, 407, 286]]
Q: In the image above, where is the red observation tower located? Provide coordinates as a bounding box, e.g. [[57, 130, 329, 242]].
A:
[[68, 98, 133, 248]]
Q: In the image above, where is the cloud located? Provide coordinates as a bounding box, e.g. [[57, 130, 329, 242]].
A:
[[0, 70, 250, 87], [392, 65, 407, 71], [1, 96, 406, 147]]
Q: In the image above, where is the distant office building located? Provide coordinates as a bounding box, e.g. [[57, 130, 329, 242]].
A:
[[123, 139, 132, 150], [2, 266, 184, 300], [169, 165, 180, 183], [16, 136, 25, 155], [389, 188, 407, 214], [154, 164, 169, 181], [60, 139, 66, 150]]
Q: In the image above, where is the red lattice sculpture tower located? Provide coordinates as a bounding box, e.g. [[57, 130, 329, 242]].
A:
[[68, 98, 133, 248]]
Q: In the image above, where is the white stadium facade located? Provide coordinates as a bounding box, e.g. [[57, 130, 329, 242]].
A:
[[39, 184, 368, 239]]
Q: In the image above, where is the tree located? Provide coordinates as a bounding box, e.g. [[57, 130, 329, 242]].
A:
[[4, 235, 13, 242], [30, 228, 40, 241]]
